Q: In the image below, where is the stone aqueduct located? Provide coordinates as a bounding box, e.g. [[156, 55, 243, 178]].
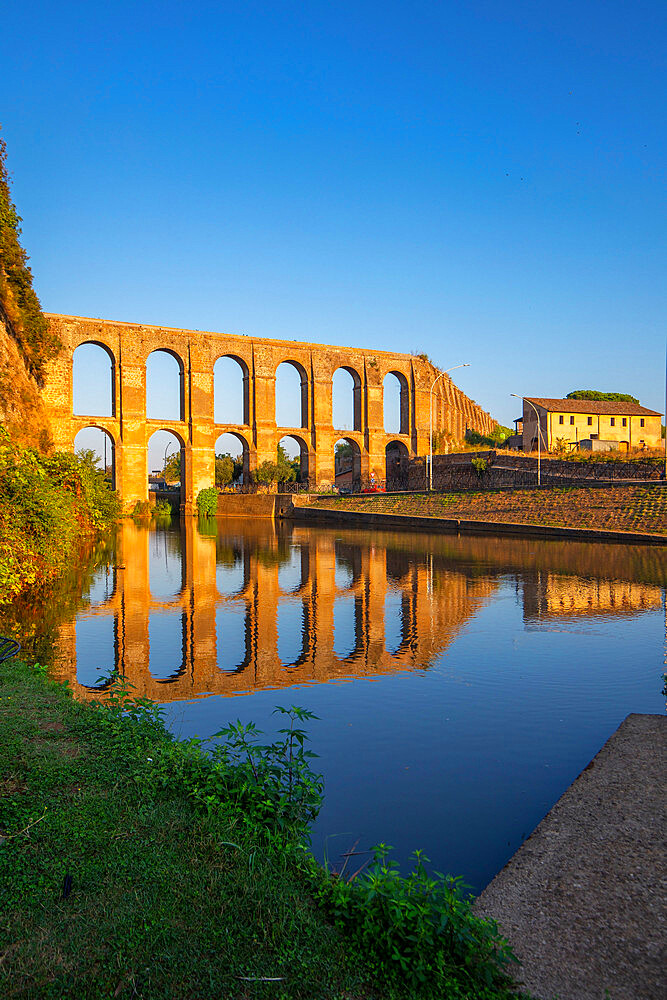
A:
[[42, 313, 494, 510]]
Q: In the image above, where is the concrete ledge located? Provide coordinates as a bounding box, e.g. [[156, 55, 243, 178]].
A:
[[476, 714, 666, 1000], [287, 505, 667, 546]]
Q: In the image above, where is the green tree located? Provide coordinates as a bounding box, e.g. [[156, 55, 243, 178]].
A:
[[0, 130, 61, 384], [566, 389, 640, 404], [215, 453, 234, 486], [276, 444, 297, 482], [254, 460, 280, 485], [464, 424, 512, 447], [162, 451, 181, 482]]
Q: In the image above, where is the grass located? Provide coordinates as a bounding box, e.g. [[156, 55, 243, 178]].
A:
[[302, 485, 667, 536], [0, 657, 531, 1000]]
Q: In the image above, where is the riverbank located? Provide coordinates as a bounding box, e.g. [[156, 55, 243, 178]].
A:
[[291, 484, 667, 542], [476, 714, 666, 1000], [0, 656, 528, 1000]]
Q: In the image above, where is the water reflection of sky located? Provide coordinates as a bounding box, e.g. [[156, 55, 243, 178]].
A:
[[148, 611, 185, 681], [67, 522, 665, 893]]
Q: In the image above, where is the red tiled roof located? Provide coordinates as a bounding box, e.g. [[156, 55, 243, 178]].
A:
[[524, 398, 661, 417]]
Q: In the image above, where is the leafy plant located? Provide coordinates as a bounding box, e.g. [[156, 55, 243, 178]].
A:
[[316, 844, 517, 992], [0, 430, 120, 603], [201, 707, 324, 835], [132, 499, 151, 518], [465, 426, 512, 448], [0, 131, 62, 384], [161, 450, 181, 481], [196, 486, 218, 517], [94, 669, 166, 732], [471, 457, 488, 476], [152, 499, 172, 517]]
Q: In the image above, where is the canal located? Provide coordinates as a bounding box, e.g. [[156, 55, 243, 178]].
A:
[[46, 518, 667, 892]]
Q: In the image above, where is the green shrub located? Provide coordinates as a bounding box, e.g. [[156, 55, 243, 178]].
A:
[[471, 457, 488, 476], [196, 486, 218, 517], [316, 844, 517, 993], [132, 500, 151, 518], [0, 431, 120, 603], [95, 679, 324, 840], [200, 707, 324, 835], [152, 499, 173, 517], [215, 453, 235, 486], [465, 426, 512, 448]]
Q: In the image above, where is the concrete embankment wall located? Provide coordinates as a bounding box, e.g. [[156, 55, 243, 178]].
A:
[[216, 493, 294, 518], [288, 500, 667, 546], [476, 713, 666, 1000]]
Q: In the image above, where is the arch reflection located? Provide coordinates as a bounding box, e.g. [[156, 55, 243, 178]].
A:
[[56, 519, 665, 704]]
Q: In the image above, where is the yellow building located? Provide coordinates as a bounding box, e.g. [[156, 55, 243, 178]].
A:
[[519, 397, 662, 452]]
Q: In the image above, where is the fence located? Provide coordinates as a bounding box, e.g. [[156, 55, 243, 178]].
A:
[[219, 479, 408, 496]]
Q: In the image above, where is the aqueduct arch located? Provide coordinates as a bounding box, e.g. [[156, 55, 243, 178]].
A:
[[42, 314, 494, 511]]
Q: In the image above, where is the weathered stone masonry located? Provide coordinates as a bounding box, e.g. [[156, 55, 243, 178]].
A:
[[42, 313, 495, 511]]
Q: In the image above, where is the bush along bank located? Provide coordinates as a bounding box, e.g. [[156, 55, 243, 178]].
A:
[[0, 658, 531, 1000], [0, 430, 120, 606]]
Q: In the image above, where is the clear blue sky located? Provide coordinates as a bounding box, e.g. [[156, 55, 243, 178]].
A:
[[4, 0, 666, 437]]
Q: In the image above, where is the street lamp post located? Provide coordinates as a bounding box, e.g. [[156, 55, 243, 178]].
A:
[[510, 394, 542, 486], [429, 364, 471, 491], [163, 442, 173, 482]]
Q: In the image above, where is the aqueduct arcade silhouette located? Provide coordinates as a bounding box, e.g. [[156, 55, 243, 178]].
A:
[[42, 314, 494, 510], [52, 519, 500, 702]]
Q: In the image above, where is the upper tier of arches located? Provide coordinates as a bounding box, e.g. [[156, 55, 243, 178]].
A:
[[70, 341, 424, 435]]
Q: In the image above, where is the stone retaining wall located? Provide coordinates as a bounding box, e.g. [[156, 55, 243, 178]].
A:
[[408, 452, 665, 491], [216, 493, 294, 518]]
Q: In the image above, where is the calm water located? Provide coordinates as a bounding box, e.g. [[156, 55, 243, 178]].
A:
[[53, 518, 665, 892]]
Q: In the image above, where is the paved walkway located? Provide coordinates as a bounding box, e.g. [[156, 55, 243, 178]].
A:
[[476, 714, 666, 1000]]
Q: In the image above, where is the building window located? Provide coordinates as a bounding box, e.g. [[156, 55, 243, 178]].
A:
[[622, 417, 627, 427], [559, 415, 564, 424], [587, 416, 592, 425], [640, 418, 645, 427], [610, 417, 615, 426], [570, 416, 574, 425]]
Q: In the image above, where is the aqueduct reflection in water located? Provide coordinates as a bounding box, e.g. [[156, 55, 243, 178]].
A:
[[54, 519, 665, 702]]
